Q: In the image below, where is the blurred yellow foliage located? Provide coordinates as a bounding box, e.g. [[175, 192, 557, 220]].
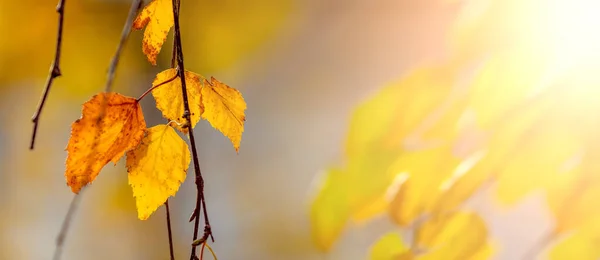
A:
[[369, 232, 411, 260], [310, 0, 600, 257], [415, 212, 491, 260]]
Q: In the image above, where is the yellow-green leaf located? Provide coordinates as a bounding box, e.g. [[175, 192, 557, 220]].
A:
[[126, 124, 190, 220]]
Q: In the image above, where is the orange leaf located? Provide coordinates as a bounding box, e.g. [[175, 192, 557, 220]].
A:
[[65, 93, 146, 193], [126, 124, 190, 220], [201, 77, 247, 152], [151, 68, 204, 133], [132, 0, 174, 65]]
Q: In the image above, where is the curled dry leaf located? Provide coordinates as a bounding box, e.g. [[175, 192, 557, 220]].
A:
[[201, 77, 247, 152], [126, 124, 190, 220], [132, 0, 174, 65], [151, 68, 204, 133], [65, 92, 146, 193]]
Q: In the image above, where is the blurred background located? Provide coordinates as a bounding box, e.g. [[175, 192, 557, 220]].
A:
[[2, 0, 596, 259]]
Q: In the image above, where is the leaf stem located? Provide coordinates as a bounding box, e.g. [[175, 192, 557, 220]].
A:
[[165, 200, 175, 260], [30, 0, 66, 150], [136, 72, 179, 101], [169, 0, 214, 258]]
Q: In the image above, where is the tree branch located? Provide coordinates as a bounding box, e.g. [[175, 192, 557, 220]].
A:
[[169, 1, 214, 259], [51, 1, 142, 259], [30, 0, 66, 150], [52, 192, 83, 260], [165, 200, 175, 260], [104, 0, 143, 93]]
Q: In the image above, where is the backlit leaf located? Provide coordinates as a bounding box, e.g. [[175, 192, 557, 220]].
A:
[[151, 68, 204, 133], [388, 146, 461, 226], [65, 93, 146, 193], [415, 212, 490, 260], [346, 65, 456, 160], [468, 47, 552, 129], [342, 64, 461, 223], [126, 124, 190, 220], [201, 77, 247, 152], [309, 168, 351, 251], [546, 149, 600, 233], [370, 232, 412, 260], [132, 0, 174, 65], [549, 231, 600, 260], [346, 149, 401, 222]]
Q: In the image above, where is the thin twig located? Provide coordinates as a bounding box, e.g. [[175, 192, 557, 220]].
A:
[[52, 2, 143, 259], [169, 0, 214, 258], [170, 0, 180, 68], [30, 0, 66, 150], [165, 200, 175, 260], [200, 242, 206, 260], [52, 192, 83, 260], [103, 0, 143, 93]]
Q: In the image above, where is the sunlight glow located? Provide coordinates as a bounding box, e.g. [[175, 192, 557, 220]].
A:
[[544, 0, 600, 71]]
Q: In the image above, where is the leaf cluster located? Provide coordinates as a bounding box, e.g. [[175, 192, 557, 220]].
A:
[[64, 0, 247, 221]]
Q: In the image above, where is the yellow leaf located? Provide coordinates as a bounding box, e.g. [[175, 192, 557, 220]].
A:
[[432, 89, 558, 210], [346, 65, 456, 159], [151, 68, 204, 133], [352, 194, 389, 224], [126, 124, 190, 220], [546, 159, 600, 233], [65, 93, 146, 194], [465, 242, 495, 260], [132, 0, 174, 65], [468, 47, 553, 129], [201, 77, 247, 152], [342, 64, 462, 224], [494, 128, 582, 205], [309, 168, 351, 251], [415, 212, 490, 260], [370, 232, 412, 260], [429, 150, 487, 215], [549, 231, 600, 260], [346, 149, 401, 222], [388, 146, 461, 226]]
